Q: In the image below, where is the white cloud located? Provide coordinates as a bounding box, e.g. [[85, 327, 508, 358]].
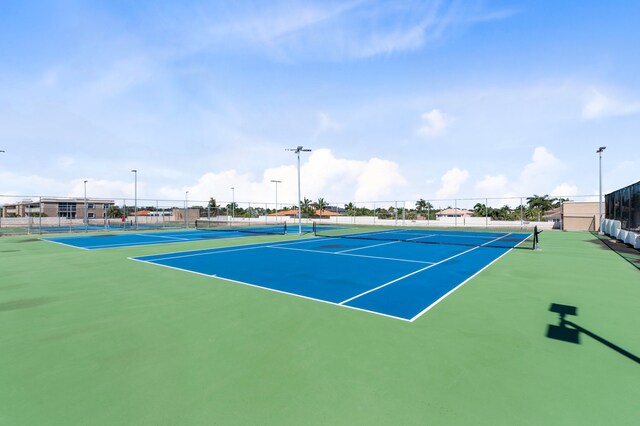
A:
[[550, 183, 578, 197], [476, 174, 508, 195], [436, 167, 469, 199], [582, 88, 640, 120], [466, 147, 578, 204], [1, 149, 406, 206], [519, 146, 565, 193], [354, 157, 406, 201], [418, 109, 451, 138], [133, 148, 406, 205]]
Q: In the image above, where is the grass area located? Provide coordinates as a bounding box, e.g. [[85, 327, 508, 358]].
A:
[[0, 230, 638, 425]]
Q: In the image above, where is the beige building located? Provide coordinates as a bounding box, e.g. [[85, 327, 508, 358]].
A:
[[436, 208, 473, 218], [1, 198, 115, 219], [171, 208, 200, 222], [561, 201, 599, 231]]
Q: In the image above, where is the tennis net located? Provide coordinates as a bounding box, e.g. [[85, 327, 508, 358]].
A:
[[313, 223, 539, 250], [195, 220, 287, 235]]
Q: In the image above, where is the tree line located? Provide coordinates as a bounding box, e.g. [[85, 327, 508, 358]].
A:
[[104, 194, 565, 221]]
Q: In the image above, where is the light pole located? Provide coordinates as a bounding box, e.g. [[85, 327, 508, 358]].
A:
[[131, 169, 138, 230], [286, 146, 312, 236], [1, 151, 5, 228], [597, 146, 606, 234], [230, 187, 235, 221], [270, 180, 282, 223], [185, 190, 189, 228], [83, 180, 88, 230]]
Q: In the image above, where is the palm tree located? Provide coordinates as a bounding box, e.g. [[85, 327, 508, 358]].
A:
[[553, 197, 569, 208], [487, 205, 510, 220], [415, 199, 427, 219], [107, 205, 122, 218], [301, 197, 313, 218], [345, 202, 355, 216], [526, 194, 555, 221], [317, 197, 327, 219], [473, 203, 487, 217], [208, 197, 218, 216]]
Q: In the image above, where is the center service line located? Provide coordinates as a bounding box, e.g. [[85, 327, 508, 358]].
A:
[[338, 233, 512, 305]]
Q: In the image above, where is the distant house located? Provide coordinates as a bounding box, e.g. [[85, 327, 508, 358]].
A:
[[1, 198, 115, 219], [543, 207, 562, 222], [435, 208, 472, 218]]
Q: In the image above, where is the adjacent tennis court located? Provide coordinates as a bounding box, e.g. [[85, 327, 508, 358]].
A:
[[42, 223, 294, 249], [132, 228, 534, 321]]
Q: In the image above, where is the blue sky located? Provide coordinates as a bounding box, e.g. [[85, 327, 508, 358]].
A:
[[1, 0, 638, 208]]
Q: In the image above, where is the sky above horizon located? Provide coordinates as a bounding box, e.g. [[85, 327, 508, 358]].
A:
[[1, 0, 639, 208]]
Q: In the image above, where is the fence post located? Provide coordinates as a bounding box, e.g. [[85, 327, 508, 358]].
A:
[[485, 198, 488, 228], [454, 199, 458, 227], [520, 197, 523, 228], [402, 200, 406, 226], [395, 201, 398, 226]]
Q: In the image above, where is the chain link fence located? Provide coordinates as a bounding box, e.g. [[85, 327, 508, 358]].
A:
[[1, 193, 598, 236]]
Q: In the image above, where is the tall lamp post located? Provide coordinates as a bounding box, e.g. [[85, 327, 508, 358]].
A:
[[597, 146, 606, 234], [270, 180, 282, 223], [1, 151, 5, 227], [185, 190, 189, 228], [286, 146, 312, 236], [131, 169, 138, 230], [83, 180, 88, 230], [230, 187, 235, 221]]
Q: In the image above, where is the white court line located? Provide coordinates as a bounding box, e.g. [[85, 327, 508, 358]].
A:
[[129, 232, 524, 322], [50, 232, 264, 250], [128, 256, 413, 322], [133, 233, 192, 241], [336, 240, 401, 253], [338, 233, 513, 306], [40, 239, 91, 251], [409, 233, 530, 322], [138, 237, 335, 262], [334, 233, 436, 253], [268, 245, 434, 265]]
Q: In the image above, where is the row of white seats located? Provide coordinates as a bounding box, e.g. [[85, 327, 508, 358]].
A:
[[601, 219, 640, 249]]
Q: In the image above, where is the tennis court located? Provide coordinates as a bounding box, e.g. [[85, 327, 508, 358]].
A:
[[42, 223, 296, 250], [2, 226, 638, 425], [132, 228, 534, 321]]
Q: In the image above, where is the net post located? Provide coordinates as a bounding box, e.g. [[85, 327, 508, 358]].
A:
[[533, 225, 539, 250]]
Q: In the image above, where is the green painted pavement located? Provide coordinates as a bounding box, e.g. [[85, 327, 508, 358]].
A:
[[0, 231, 638, 425]]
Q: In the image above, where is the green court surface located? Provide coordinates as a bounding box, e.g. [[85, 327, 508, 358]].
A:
[[0, 230, 638, 425]]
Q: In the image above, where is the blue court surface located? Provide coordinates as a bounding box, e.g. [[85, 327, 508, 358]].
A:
[[132, 229, 532, 321], [42, 226, 298, 250]]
